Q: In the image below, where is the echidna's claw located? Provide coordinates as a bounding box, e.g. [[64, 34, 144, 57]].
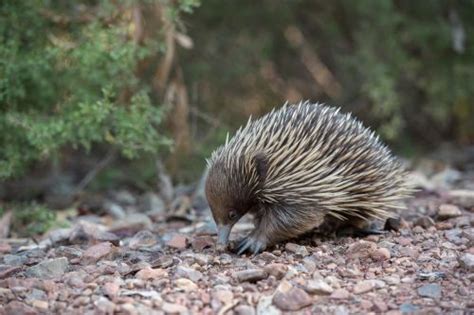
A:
[[236, 237, 251, 255], [235, 234, 267, 255]]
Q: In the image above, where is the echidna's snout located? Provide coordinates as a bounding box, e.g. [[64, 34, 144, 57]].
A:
[[217, 224, 232, 246]]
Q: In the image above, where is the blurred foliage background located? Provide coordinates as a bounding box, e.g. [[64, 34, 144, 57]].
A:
[[1, 0, 474, 215]]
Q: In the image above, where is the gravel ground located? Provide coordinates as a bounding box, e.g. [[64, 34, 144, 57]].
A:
[[0, 168, 473, 315]]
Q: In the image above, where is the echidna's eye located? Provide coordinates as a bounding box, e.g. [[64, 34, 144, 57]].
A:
[[228, 209, 237, 220]]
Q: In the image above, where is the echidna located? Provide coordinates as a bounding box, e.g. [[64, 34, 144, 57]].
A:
[[205, 101, 411, 254]]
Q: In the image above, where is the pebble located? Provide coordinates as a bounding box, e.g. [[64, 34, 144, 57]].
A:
[[353, 280, 376, 294], [399, 303, 418, 313], [31, 300, 49, 311], [175, 278, 198, 291], [0, 242, 11, 253], [191, 236, 214, 251], [136, 267, 167, 280], [26, 257, 69, 279], [417, 283, 442, 299], [102, 282, 120, 299], [272, 281, 312, 311], [235, 304, 256, 315], [458, 253, 474, 271], [5, 300, 38, 315], [83, 242, 114, 264], [4, 254, 27, 266], [438, 204, 462, 220], [347, 240, 377, 258], [212, 289, 233, 304], [234, 269, 268, 282], [95, 296, 116, 314], [128, 230, 157, 249], [166, 234, 188, 249], [162, 302, 189, 314], [304, 279, 333, 295], [414, 216, 435, 228], [257, 295, 281, 315], [263, 263, 287, 280], [284, 243, 309, 257], [330, 288, 350, 299], [370, 247, 391, 261], [175, 266, 203, 282], [69, 222, 119, 245]]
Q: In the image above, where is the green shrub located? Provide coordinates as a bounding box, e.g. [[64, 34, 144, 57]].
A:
[[0, 0, 198, 179]]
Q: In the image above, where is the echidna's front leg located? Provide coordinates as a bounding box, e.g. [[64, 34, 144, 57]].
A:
[[236, 204, 325, 255], [236, 214, 269, 255]]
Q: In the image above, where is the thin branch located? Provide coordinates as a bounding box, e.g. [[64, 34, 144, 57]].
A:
[[73, 148, 117, 196]]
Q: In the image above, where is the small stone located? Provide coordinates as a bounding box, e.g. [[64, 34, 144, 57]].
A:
[[166, 234, 188, 249], [330, 288, 350, 299], [31, 300, 49, 311], [263, 263, 287, 280], [83, 242, 114, 264], [110, 213, 152, 234], [438, 204, 462, 220], [257, 295, 281, 315], [191, 236, 214, 251], [5, 301, 38, 315], [136, 267, 167, 280], [353, 280, 377, 294], [129, 230, 157, 249], [234, 269, 268, 282], [400, 303, 418, 313], [212, 289, 233, 304], [102, 282, 120, 299], [0, 242, 11, 253], [347, 240, 377, 258], [69, 221, 119, 245], [360, 299, 373, 310], [370, 247, 391, 261], [95, 296, 116, 314], [175, 266, 203, 282], [162, 302, 188, 314], [4, 254, 27, 266], [235, 304, 256, 315], [175, 278, 198, 291], [272, 281, 312, 311], [0, 266, 21, 279], [414, 216, 435, 228], [26, 257, 69, 279], [304, 279, 333, 295], [284, 243, 309, 257], [458, 253, 474, 271], [373, 299, 388, 312], [417, 283, 442, 299]]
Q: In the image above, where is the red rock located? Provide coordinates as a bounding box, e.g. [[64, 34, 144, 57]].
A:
[[373, 299, 388, 312], [347, 240, 377, 259], [103, 282, 120, 299], [0, 266, 21, 279], [330, 288, 350, 299], [360, 299, 373, 310], [272, 281, 312, 311], [370, 248, 391, 261], [135, 267, 167, 280], [83, 242, 114, 264], [264, 263, 287, 280], [166, 234, 188, 249], [0, 242, 11, 254], [4, 301, 38, 315], [191, 236, 214, 251]]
